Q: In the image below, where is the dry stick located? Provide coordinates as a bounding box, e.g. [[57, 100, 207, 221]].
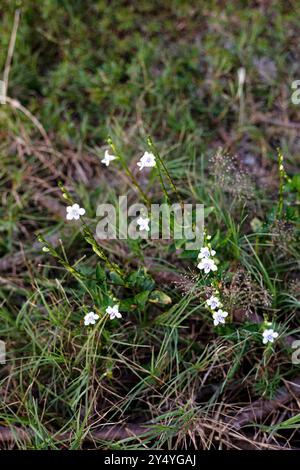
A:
[[253, 115, 300, 130], [0, 424, 150, 445], [1, 9, 51, 146], [5, 97, 51, 146], [227, 376, 300, 431], [0, 421, 291, 449], [2, 9, 20, 99]]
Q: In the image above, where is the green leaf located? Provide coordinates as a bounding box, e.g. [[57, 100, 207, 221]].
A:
[[127, 268, 155, 290], [109, 271, 125, 286], [96, 264, 106, 281], [134, 290, 150, 308], [119, 298, 137, 312], [204, 206, 215, 216], [290, 174, 300, 192], [149, 290, 172, 305]]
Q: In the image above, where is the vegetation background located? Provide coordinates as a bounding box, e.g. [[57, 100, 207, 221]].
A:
[[0, 0, 300, 449]]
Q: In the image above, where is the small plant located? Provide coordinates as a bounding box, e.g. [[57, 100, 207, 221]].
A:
[[38, 142, 284, 352], [1, 3, 299, 451]]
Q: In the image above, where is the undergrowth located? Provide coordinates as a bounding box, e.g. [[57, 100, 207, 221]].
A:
[[0, 0, 300, 450]]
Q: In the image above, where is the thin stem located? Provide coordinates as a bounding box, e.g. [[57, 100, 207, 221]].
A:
[[276, 148, 285, 219], [156, 162, 170, 204], [3, 9, 20, 98], [82, 223, 123, 276], [108, 137, 151, 208], [147, 137, 184, 208]]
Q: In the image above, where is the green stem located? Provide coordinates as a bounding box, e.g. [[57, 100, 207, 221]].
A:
[[108, 137, 151, 208], [156, 162, 170, 204], [147, 137, 184, 208], [276, 148, 284, 219], [82, 223, 123, 276]]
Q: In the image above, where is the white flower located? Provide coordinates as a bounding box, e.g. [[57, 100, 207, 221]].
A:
[[197, 258, 217, 274], [137, 151, 156, 171], [206, 295, 220, 310], [84, 311, 99, 326], [137, 216, 150, 232], [101, 150, 116, 167], [198, 247, 216, 259], [66, 203, 86, 220], [212, 309, 228, 326], [106, 304, 122, 320], [262, 328, 278, 344]]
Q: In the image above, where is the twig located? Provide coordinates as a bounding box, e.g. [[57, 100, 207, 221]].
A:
[[0, 423, 150, 446], [5, 96, 51, 146], [253, 115, 300, 130], [0, 421, 293, 449], [227, 376, 300, 430], [3, 9, 20, 99], [1, 10, 51, 145]]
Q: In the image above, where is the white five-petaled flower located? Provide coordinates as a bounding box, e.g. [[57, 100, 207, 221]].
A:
[[212, 309, 228, 326], [66, 203, 86, 220], [262, 328, 278, 344], [197, 258, 217, 274], [84, 311, 99, 326], [137, 151, 156, 171], [137, 216, 150, 232], [106, 304, 122, 320], [101, 150, 116, 167], [198, 247, 216, 259], [206, 295, 221, 310]]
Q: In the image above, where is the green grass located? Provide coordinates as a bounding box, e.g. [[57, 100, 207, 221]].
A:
[[0, 0, 300, 450]]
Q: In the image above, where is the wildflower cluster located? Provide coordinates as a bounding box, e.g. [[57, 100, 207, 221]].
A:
[[206, 293, 228, 326], [61, 148, 157, 328], [196, 234, 228, 327], [101, 148, 156, 171], [47, 146, 281, 345], [196, 234, 279, 344], [197, 245, 217, 274], [83, 304, 122, 327], [197, 246, 227, 326]]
